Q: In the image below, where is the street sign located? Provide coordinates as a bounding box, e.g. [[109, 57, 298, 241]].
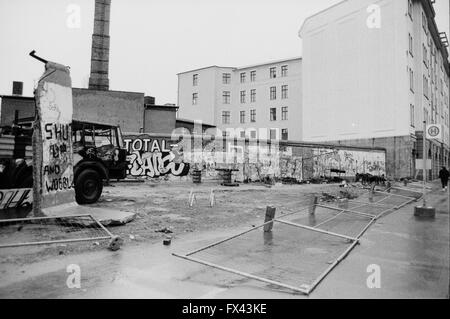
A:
[[426, 124, 442, 139], [415, 159, 432, 170]]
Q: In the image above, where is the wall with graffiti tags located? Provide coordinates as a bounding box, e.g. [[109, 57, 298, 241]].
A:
[[123, 133, 386, 182], [312, 148, 386, 178], [123, 134, 190, 178]]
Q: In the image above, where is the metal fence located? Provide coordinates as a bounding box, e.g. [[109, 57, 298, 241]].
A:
[[173, 183, 424, 295], [0, 214, 114, 249]]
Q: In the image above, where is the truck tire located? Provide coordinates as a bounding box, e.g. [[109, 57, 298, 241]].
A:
[[75, 169, 103, 204]]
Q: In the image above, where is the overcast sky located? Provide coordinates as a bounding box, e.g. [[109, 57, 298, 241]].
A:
[[0, 0, 448, 104]]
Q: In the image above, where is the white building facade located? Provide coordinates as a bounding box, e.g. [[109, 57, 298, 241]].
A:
[[299, 0, 450, 179], [177, 58, 302, 141]]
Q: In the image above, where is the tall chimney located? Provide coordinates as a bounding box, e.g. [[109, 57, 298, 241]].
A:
[[89, 0, 111, 91]]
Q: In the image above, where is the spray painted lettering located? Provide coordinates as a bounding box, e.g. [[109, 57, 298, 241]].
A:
[[124, 135, 190, 178], [38, 80, 75, 196], [0, 188, 33, 210]]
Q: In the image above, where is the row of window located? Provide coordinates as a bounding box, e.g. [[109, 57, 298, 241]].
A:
[[192, 86, 289, 105], [225, 128, 289, 140], [239, 86, 289, 103], [237, 65, 288, 84], [410, 103, 450, 129], [222, 107, 288, 124], [191, 65, 290, 87], [408, 66, 448, 101]]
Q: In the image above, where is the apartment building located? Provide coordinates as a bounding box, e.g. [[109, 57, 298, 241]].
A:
[[299, 0, 449, 178], [177, 58, 302, 140]]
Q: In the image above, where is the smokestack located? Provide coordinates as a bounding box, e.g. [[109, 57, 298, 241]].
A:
[[89, 0, 111, 91]]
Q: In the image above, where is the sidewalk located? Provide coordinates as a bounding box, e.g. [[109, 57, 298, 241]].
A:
[[311, 181, 449, 298]]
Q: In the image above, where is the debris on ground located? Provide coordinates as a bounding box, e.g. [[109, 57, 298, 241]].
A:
[[163, 236, 172, 246], [320, 192, 338, 202], [155, 227, 173, 234], [339, 189, 358, 200], [108, 236, 123, 251]]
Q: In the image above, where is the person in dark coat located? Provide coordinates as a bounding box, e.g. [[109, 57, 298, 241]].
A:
[[438, 167, 450, 191]]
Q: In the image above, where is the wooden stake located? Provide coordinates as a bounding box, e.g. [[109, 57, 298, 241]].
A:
[[308, 195, 318, 215], [264, 206, 276, 232], [209, 189, 215, 207]]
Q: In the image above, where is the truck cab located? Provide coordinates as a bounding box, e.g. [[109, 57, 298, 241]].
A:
[[71, 120, 128, 203]]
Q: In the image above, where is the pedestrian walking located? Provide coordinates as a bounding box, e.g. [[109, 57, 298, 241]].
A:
[[438, 167, 449, 191]]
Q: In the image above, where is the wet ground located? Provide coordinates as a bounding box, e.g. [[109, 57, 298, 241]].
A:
[[0, 180, 361, 265], [0, 181, 448, 298]]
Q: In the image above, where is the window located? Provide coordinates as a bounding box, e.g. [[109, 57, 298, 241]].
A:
[[223, 91, 231, 104], [270, 108, 277, 121], [422, 12, 427, 33], [240, 72, 246, 83], [250, 109, 256, 122], [269, 129, 277, 140], [240, 131, 245, 138], [240, 91, 246, 104], [281, 65, 288, 77], [240, 111, 245, 124], [423, 44, 428, 67], [270, 67, 276, 79], [408, 0, 413, 19], [410, 104, 415, 127], [223, 73, 231, 84], [423, 75, 429, 99], [250, 130, 256, 139], [281, 129, 288, 141], [281, 85, 288, 99], [409, 33, 413, 56], [409, 68, 414, 92], [250, 89, 256, 103], [270, 87, 276, 100], [282, 106, 288, 120], [222, 111, 230, 124], [250, 71, 256, 82], [192, 93, 198, 105], [193, 74, 198, 86]]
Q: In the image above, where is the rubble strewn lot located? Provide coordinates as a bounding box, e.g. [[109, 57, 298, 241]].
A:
[[0, 180, 368, 266]]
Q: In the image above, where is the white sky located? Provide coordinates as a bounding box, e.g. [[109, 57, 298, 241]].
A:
[[0, 0, 448, 104]]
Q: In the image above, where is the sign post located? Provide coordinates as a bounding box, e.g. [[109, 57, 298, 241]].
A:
[[414, 120, 436, 218]]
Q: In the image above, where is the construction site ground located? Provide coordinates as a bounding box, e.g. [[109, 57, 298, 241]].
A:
[[0, 180, 448, 298]]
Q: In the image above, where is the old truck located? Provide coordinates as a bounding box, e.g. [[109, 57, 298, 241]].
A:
[[0, 119, 128, 209]]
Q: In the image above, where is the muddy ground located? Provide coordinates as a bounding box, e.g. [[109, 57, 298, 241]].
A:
[[0, 179, 369, 267]]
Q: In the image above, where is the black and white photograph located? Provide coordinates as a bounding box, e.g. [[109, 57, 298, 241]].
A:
[[0, 0, 449, 307]]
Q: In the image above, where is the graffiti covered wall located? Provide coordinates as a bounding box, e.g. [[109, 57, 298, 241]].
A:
[[34, 62, 76, 210], [312, 149, 386, 178], [123, 134, 190, 178], [123, 133, 386, 182]]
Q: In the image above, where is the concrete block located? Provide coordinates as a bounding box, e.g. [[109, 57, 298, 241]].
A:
[[414, 206, 436, 218]]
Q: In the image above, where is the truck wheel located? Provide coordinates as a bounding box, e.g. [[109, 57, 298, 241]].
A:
[[75, 169, 103, 204]]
